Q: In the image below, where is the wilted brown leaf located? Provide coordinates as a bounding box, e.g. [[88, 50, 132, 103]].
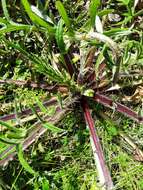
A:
[[123, 86, 143, 103], [133, 149, 143, 162]]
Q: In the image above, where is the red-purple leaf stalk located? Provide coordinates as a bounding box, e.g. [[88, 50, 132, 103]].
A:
[[77, 47, 96, 85], [0, 98, 57, 121], [0, 79, 58, 91], [0, 97, 76, 166], [63, 54, 75, 77], [81, 97, 113, 190], [94, 93, 143, 123], [0, 106, 66, 166]]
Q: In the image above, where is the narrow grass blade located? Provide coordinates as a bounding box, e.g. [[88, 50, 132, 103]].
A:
[[0, 120, 23, 133], [56, 1, 73, 33], [0, 136, 20, 145], [104, 28, 132, 37], [0, 25, 35, 35], [89, 0, 100, 28], [35, 97, 48, 114], [43, 122, 64, 133], [4, 41, 65, 83], [117, 0, 130, 5], [6, 130, 26, 139], [30, 104, 44, 123], [17, 143, 37, 176], [31, 5, 54, 25], [1, 0, 11, 22], [1, 0, 36, 29], [56, 22, 75, 76], [98, 9, 114, 17], [0, 106, 67, 166], [21, 0, 54, 33], [81, 98, 113, 190], [41, 177, 49, 190], [98, 111, 143, 162], [56, 19, 66, 54]]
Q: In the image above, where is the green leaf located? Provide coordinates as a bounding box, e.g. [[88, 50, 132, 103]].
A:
[[1, 0, 11, 22], [0, 144, 16, 160], [0, 1, 35, 36], [6, 130, 26, 139], [107, 126, 118, 137], [104, 28, 132, 36], [117, 0, 130, 5], [30, 105, 44, 123], [36, 97, 48, 114], [98, 9, 114, 17], [17, 143, 37, 176], [0, 136, 20, 144], [0, 17, 8, 25], [4, 41, 65, 83], [41, 178, 49, 190], [56, 1, 71, 31], [21, 0, 54, 33], [83, 89, 94, 97], [0, 24, 35, 36], [56, 19, 66, 53], [43, 122, 64, 133], [31, 5, 54, 25], [0, 120, 23, 133], [46, 106, 56, 117], [89, 0, 100, 28], [1, 0, 28, 26]]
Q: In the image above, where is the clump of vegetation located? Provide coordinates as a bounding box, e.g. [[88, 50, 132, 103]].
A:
[[0, 0, 143, 189]]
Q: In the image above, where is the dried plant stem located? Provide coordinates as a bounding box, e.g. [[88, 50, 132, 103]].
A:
[[81, 98, 113, 190]]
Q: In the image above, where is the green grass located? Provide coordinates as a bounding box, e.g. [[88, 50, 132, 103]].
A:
[[0, 0, 143, 189]]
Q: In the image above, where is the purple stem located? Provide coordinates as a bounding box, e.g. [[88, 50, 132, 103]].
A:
[[63, 54, 75, 77], [0, 97, 76, 166], [0, 98, 57, 121], [0, 106, 66, 166], [0, 79, 57, 91], [94, 93, 143, 123], [81, 97, 113, 189]]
